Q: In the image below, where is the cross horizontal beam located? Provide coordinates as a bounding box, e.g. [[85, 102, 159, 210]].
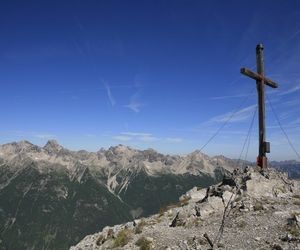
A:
[[240, 68, 279, 88]]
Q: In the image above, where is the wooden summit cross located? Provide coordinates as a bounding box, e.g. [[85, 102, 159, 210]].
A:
[[241, 44, 279, 168]]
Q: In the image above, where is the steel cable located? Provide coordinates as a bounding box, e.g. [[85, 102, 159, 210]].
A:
[[266, 94, 300, 160]]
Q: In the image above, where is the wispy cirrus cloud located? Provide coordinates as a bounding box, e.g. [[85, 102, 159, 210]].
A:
[[1, 131, 57, 140], [112, 135, 132, 141], [210, 104, 257, 123], [166, 137, 183, 143], [282, 99, 300, 107], [121, 132, 151, 137], [192, 104, 257, 133], [291, 118, 300, 125], [125, 92, 143, 113], [103, 81, 116, 106], [125, 101, 143, 113], [113, 132, 184, 144], [279, 83, 300, 96], [211, 93, 255, 100], [119, 132, 158, 142], [139, 136, 159, 142], [34, 134, 57, 139]]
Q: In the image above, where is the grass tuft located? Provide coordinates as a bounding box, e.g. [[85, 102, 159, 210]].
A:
[[253, 202, 264, 211], [237, 220, 247, 228], [135, 236, 152, 250], [135, 219, 147, 234], [113, 228, 131, 248]]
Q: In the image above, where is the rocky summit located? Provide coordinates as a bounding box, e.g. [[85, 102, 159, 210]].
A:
[[70, 167, 300, 250], [0, 141, 236, 250]]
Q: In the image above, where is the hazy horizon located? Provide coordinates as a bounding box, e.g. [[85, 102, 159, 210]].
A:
[[1, 138, 300, 162]]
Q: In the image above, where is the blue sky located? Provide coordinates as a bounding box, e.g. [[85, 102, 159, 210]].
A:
[[1, 0, 300, 161]]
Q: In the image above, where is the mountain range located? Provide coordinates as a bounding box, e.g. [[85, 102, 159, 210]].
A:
[[270, 160, 300, 179], [0, 140, 298, 249], [0, 140, 238, 250]]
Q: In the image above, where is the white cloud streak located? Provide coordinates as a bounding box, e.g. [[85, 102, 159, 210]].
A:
[[103, 81, 116, 106], [34, 134, 57, 139], [166, 137, 183, 143], [210, 104, 257, 123], [211, 93, 254, 100], [114, 132, 158, 142], [113, 135, 132, 141], [113, 132, 184, 143], [290, 118, 300, 125], [121, 132, 152, 137], [279, 84, 300, 96], [125, 92, 143, 113], [125, 101, 143, 113], [282, 99, 300, 107], [139, 136, 159, 142]]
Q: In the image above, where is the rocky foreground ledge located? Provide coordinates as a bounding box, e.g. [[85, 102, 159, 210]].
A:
[[70, 167, 300, 250]]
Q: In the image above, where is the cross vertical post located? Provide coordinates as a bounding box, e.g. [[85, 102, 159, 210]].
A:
[[240, 44, 279, 169], [256, 44, 267, 168]]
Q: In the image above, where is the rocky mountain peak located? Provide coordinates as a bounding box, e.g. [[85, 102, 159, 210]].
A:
[[17, 140, 33, 147], [13, 140, 33, 149], [70, 167, 300, 250], [107, 144, 137, 158], [213, 154, 228, 160], [110, 144, 132, 151], [0, 140, 40, 155], [188, 150, 211, 160], [43, 140, 63, 154]]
